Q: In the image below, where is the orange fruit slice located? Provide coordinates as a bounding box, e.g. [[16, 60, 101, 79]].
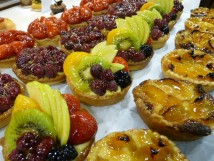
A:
[[140, 2, 156, 11]]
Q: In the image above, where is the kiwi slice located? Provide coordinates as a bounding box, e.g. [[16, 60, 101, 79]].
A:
[[4, 109, 56, 155], [70, 55, 110, 92], [107, 28, 140, 51]]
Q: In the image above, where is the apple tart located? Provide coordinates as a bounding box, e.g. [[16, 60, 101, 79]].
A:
[[161, 49, 214, 92], [133, 78, 214, 141], [175, 30, 214, 54], [87, 129, 188, 161]]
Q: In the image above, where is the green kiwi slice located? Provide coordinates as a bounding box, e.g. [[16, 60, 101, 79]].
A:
[[4, 109, 56, 155], [70, 55, 110, 92]]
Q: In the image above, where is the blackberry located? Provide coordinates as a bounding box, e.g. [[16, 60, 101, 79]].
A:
[[161, 25, 170, 34], [114, 70, 132, 88], [48, 144, 78, 161], [140, 45, 153, 57]]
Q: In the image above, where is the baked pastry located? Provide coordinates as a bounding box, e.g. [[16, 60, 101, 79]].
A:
[[185, 17, 214, 34], [12, 46, 67, 85], [50, 0, 66, 15], [87, 129, 188, 160], [0, 30, 35, 68], [1, 82, 97, 161], [0, 73, 25, 128], [64, 51, 132, 106], [27, 16, 68, 47], [31, 0, 42, 11], [0, 17, 16, 33], [133, 78, 214, 141], [175, 30, 214, 54], [190, 7, 214, 18], [161, 49, 214, 92]]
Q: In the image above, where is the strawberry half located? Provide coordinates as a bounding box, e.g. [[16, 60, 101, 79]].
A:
[[62, 94, 81, 113]]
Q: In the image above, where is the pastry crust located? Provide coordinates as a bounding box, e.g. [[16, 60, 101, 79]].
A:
[[67, 77, 131, 106], [190, 7, 214, 18], [161, 49, 214, 92], [151, 34, 169, 49], [87, 129, 188, 161], [0, 57, 15, 68], [175, 30, 214, 54], [12, 64, 66, 85], [133, 78, 214, 141], [0, 79, 25, 128], [0, 18, 16, 33], [35, 35, 60, 47]]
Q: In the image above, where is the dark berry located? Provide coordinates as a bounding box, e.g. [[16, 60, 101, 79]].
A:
[[90, 79, 107, 96], [90, 65, 103, 79], [6, 81, 21, 99], [8, 149, 25, 161], [114, 70, 132, 88], [107, 80, 118, 91], [44, 63, 57, 78], [36, 136, 54, 159], [170, 13, 177, 20], [161, 25, 169, 34], [0, 96, 13, 113], [116, 50, 129, 61], [102, 69, 114, 81], [140, 45, 153, 57], [132, 52, 145, 62], [31, 64, 45, 78], [151, 29, 163, 40], [0, 74, 12, 83]]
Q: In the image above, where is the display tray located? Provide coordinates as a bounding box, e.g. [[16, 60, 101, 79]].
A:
[[0, 1, 214, 161], [0, 0, 19, 10]]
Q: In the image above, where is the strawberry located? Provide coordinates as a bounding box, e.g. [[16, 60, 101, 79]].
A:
[[113, 56, 129, 72], [10, 41, 26, 55], [69, 109, 98, 145], [46, 20, 60, 39], [62, 94, 81, 113], [0, 44, 14, 60]]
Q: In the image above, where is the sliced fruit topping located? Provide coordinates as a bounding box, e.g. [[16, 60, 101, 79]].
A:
[[140, 2, 156, 11], [112, 57, 129, 72], [69, 109, 98, 145], [5, 109, 56, 156], [107, 28, 140, 51], [62, 94, 81, 113]]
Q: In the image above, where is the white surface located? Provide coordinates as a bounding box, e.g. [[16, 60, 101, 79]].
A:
[[1, 0, 214, 161]]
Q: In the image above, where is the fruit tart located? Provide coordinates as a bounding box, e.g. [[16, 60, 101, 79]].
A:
[[0, 73, 25, 128], [27, 16, 68, 47], [64, 48, 132, 106], [161, 49, 214, 92], [175, 30, 214, 54], [12, 46, 67, 85], [0, 30, 34, 68], [133, 78, 214, 141], [61, 6, 92, 28], [1, 81, 98, 161], [87, 129, 188, 161], [190, 7, 214, 18], [0, 17, 16, 33]]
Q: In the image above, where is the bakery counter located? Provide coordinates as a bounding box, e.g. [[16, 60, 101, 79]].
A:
[[1, 0, 214, 161]]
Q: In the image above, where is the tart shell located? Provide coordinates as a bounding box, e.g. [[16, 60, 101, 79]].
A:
[[35, 35, 60, 47], [0, 57, 15, 68], [67, 77, 131, 106], [151, 34, 169, 49]]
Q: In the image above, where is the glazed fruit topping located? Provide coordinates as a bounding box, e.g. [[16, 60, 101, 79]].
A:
[[62, 94, 81, 113], [173, 0, 184, 13], [0, 74, 21, 113], [61, 6, 92, 25], [8, 132, 54, 161], [48, 144, 78, 161], [16, 46, 67, 78], [114, 70, 132, 88], [27, 16, 68, 39], [60, 26, 105, 52]]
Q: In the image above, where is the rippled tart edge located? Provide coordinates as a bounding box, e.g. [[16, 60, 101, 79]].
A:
[[161, 49, 214, 92], [67, 77, 131, 107], [133, 78, 214, 141], [151, 33, 170, 50], [86, 129, 189, 161]]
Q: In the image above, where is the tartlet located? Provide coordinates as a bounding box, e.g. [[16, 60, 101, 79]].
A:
[[175, 30, 214, 54], [190, 7, 214, 18], [12, 46, 67, 85], [0, 18, 16, 33], [161, 49, 214, 92], [27, 16, 68, 47], [0, 74, 25, 128], [151, 33, 170, 49], [133, 78, 214, 141], [87, 129, 188, 160]]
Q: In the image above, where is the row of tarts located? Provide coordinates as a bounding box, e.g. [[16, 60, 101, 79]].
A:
[[0, 0, 214, 160]]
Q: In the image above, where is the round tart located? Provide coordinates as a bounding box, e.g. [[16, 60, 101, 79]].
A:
[[87, 129, 188, 161], [175, 30, 214, 54], [133, 78, 214, 141], [27, 16, 68, 47], [161, 49, 214, 92], [12, 46, 67, 85], [0, 73, 25, 128], [190, 7, 214, 18], [0, 30, 35, 68], [151, 33, 169, 49], [0, 17, 16, 33]]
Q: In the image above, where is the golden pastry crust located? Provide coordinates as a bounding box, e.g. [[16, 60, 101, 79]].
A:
[[0, 79, 25, 128], [185, 17, 214, 34], [175, 30, 214, 54], [0, 57, 15, 68], [161, 49, 214, 92], [151, 34, 169, 49], [35, 35, 60, 47], [12, 64, 66, 85], [190, 7, 214, 18], [87, 129, 189, 161], [133, 78, 214, 141], [0, 18, 16, 33], [67, 77, 131, 106]]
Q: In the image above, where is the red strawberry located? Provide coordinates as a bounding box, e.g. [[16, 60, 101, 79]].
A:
[[113, 56, 129, 72], [69, 109, 98, 145], [62, 94, 81, 114]]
